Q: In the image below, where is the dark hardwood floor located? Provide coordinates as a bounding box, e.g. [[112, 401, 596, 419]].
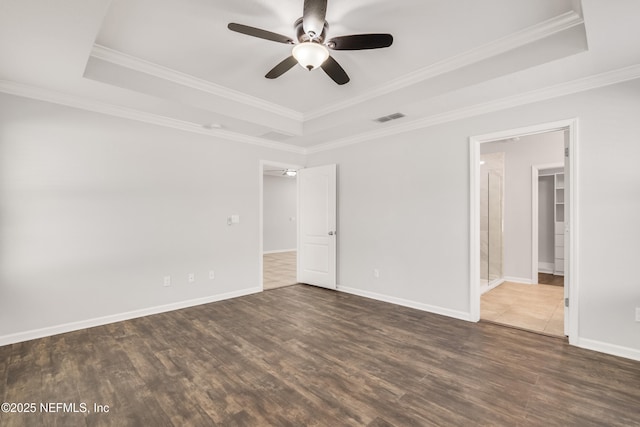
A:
[[538, 273, 564, 287], [1, 285, 639, 426]]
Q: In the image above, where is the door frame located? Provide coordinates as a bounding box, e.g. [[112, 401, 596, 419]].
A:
[[531, 162, 564, 284], [469, 118, 579, 344], [259, 160, 303, 291]]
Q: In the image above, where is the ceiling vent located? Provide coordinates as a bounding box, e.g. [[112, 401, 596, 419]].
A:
[[373, 112, 405, 123], [260, 131, 294, 141]]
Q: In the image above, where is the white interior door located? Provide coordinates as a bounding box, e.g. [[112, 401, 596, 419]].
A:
[[297, 164, 337, 289]]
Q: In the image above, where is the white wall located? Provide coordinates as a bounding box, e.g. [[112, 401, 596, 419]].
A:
[[307, 125, 472, 318], [307, 78, 640, 358], [3, 79, 640, 360], [538, 175, 555, 267], [481, 132, 564, 282], [263, 175, 297, 252], [0, 93, 304, 342]]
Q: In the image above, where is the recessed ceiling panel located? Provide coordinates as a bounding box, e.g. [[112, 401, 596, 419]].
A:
[[95, 0, 578, 113]]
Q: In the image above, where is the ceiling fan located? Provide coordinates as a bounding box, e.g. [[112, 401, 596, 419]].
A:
[[265, 168, 298, 177], [227, 0, 393, 85]]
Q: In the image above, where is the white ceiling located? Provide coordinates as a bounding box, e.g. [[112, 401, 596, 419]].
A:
[[2, 0, 640, 152], [94, 0, 575, 111]]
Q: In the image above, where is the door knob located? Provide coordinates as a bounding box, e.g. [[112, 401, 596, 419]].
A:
[[328, 231, 336, 236]]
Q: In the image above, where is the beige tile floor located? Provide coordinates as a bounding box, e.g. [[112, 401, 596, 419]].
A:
[[263, 251, 298, 290], [481, 281, 565, 337]]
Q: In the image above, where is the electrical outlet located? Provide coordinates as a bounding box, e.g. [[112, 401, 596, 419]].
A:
[[163, 276, 171, 287], [373, 269, 380, 278], [209, 270, 215, 280], [636, 307, 640, 322], [188, 273, 195, 283]]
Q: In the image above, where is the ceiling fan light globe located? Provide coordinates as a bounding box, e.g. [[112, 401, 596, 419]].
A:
[[292, 42, 329, 71]]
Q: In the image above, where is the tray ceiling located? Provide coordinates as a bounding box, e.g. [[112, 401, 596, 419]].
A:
[[2, 1, 640, 151]]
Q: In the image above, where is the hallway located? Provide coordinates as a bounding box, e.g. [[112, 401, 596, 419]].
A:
[[263, 251, 297, 290]]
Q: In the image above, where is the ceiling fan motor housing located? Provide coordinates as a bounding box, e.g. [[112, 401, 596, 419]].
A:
[[294, 17, 329, 43]]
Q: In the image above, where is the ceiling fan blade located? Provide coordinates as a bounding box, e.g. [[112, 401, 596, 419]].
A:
[[265, 56, 298, 79], [228, 23, 294, 44], [321, 56, 350, 85], [328, 34, 393, 50], [303, 0, 327, 38]]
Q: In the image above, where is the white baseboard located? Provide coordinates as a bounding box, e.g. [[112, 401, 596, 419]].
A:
[[538, 262, 554, 274], [577, 337, 640, 362], [337, 285, 472, 322], [263, 248, 297, 254], [0, 286, 262, 347], [504, 276, 534, 285]]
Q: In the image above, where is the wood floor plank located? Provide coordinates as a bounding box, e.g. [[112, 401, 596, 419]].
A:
[[1, 284, 639, 426]]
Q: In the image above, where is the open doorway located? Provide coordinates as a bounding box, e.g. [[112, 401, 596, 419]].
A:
[[469, 119, 578, 343], [479, 132, 564, 336], [534, 164, 565, 286], [260, 161, 301, 291]]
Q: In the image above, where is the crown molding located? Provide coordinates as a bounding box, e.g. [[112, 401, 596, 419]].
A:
[[4, 63, 639, 157], [0, 80, 306, 155], [91, 11, 583, 126], [90, 44, 304, 122], [306, 64, 640, 154], [304, 11, 584, 121]]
